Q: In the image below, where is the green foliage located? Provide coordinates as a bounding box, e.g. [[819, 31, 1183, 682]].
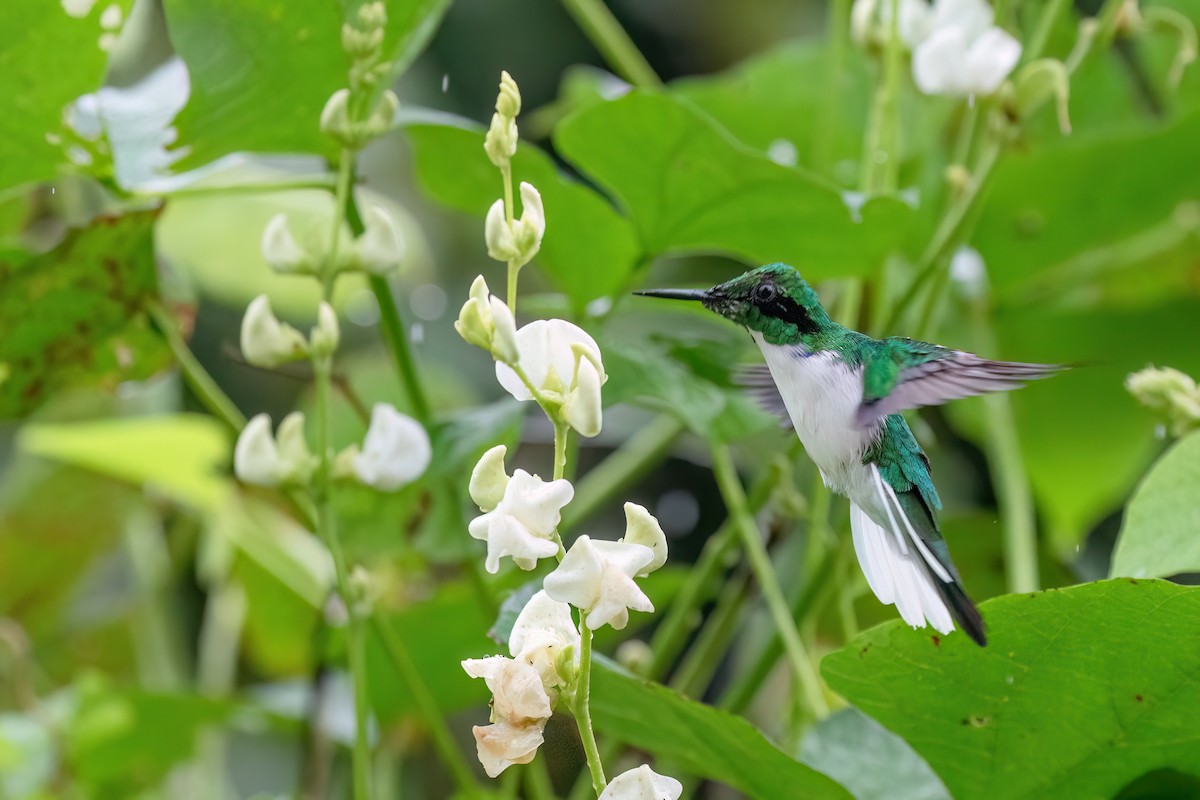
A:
[[0, 2, 129, 192], [1111, 431, 1200, 578], [405, 120, 640, 306], [823, 579, 1200, 800], [591, 660, 851, 799], [163, 0, 448, 169], [555, 92, 912, 278], [0, 211, 168, 417]]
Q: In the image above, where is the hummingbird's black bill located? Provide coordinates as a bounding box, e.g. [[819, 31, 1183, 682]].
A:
[[633, 288, 709, 302]]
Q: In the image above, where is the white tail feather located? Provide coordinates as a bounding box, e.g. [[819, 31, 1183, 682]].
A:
[[850, 494, 955, 635]]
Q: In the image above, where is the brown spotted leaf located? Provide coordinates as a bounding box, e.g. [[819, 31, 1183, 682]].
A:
[[0, 210, 169, 416]]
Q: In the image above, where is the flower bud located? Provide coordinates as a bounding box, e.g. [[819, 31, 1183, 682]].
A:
[[240, 295, 308, 368], [234, 414, 288, 486], [310, 302, 340, 358], [456, 275, 498, 352], [485, 198, 518, 263], [1126, 366, 1200, 437], [490, 296, 520, 364], [484, 113, 519, 167], [354, 203, 405, 274], [357, 1, 387, 30], [341, 23, 383, 57], [512, 182, 545, 264], [1013, 59, 1072, 135], [362, 89, 400, 139], [562, 352, 603, 437], [620, 502, 667, 575], [319, 88, 356, 147], [469, 445, 510, 511], [496, 70, 521, 118], [275, 411, 319, 483], [261, 213, 315, 275]]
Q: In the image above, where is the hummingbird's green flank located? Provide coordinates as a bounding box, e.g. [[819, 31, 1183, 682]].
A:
[[637, 263, 1063, 646]]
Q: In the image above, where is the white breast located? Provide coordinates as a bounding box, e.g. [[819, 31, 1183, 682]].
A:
[[753, 333, 876, 499]]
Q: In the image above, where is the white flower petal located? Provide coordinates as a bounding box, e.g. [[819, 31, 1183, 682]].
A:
[[355, 204, 405, 275], [470, 511, 560, 574], [469, 445, 510, 512], [913, 26, 971, 95], [239, 295, 307, 368], [261, 213, 311, 274], [544, 536, 654, 630], [503, 470, 574, 538], [234, 414, 287, 486], [489, 297, 520, 364], [510, 590, 580, 690], [485, 198, 518, 262], [471, 720, 545, 778], [495, 319, 605, 402], [461, 655, 552, 722], [352, 403, 431, 491], [963, 26, 1022, 95], [929, 0, 993, 39], [621, 503, 668, 575], [599, 765, 684, 800], [562, 355, 604, 438]]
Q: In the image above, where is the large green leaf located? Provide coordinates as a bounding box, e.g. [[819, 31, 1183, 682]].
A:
[[976, 110, 1200, 296], [0, 210, 168, 417], [404, 119, 641, 306], [1111, 431, 1200, 579], [19, 414, 230, 511], [554, 91, 911, 278], [0, 2, 127, 192], [163, 0, 449, 169], [592, 660, 850, 799], [822, 579, 1200, 800]]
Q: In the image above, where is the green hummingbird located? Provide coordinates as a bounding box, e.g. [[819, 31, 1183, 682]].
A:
[[637, 263, 1063, 646]]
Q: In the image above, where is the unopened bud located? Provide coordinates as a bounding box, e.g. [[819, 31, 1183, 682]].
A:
[[354, 203, 405, 274], [261, 213, 315, 275], [357, 1, 387, 31], [469, 445, 510, 511], [1014, 59, 1072, 135], [320, 88, 356, 147], [484, 112, 518, 167], [363, 89, 400, 138], [1127, 366, 1200, 436], [496, 70, 521, 118], [342, 23, 383, 57], [240, 295, 308, 368], [310, 302, 340, 357]]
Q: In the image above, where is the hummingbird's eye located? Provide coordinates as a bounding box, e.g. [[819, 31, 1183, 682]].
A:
[[754, 284, 777, 304]]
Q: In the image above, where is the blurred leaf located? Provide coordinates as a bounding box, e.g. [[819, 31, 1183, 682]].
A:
[[799, 708, 950, 800], [19, 414, 230, 511], [66, 685, 228, 791], [591, 660, 851, 799], [404, 119, 641, 306], [0, 2, 128, 192], [1111, 431, 1200, 578], [0, 714, 55, 799], [993, 301, 1200, 549], [822, 579, 1200, 800], [554, 91, 911, 278], [367, 582, 494, 722], [163, 0, 449, 170], [0, 210, 168, 417], [977, 110, 1200, 296]]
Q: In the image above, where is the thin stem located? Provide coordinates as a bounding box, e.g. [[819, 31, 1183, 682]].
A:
[[813, 0, 851, 171], [326, 150, 356, 293], [710, 446, 829, 719], [553, 421, 570, 482], [670, 568, 751, 696], [371, 617, 484, 795], [986, 392, 1039, 593], [558, 0, 661, 88], [1027, 0, 1071, 62], [861, 0, 904, 194], [500, 161, 519, 314], [560, 415, 685, 534], [524, 757, 557, 800], [575, 612, 607, 797], [369, 275, 433, 427], [148, 301, 246, 431]]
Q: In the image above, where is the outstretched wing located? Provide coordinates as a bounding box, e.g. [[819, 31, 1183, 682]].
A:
[[737, 364, 792, 429], [856, 338, 1064, 428]]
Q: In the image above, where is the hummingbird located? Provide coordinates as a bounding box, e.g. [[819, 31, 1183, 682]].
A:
[[637, 263, 1063, 646]]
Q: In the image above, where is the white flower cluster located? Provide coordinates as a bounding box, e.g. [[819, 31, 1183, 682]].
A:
[[261, 203, 405, 278], [852, 0, 1021, 97]]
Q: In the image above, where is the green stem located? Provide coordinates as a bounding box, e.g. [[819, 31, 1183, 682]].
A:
[[559, 0, 661, 88], [670, 568, 750, 696], [524, 757, 556, 800], [369, 275, 433, 427], [861, 0, 904, 194], [986, 392, 1039, 593], [813, 0, 851, 171], [148, 301, 246, 431], [710, 446, 828, 719], [326, 150, 356, 293], [560, 415, 685, 534], [371, 617, 484, 796], [575, 613, 607, 797], [1027, 0, 1071, 62]]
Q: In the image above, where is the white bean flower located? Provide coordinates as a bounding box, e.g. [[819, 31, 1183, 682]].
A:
[[350, 403, 432, 491], [909, 0, 1021, 97], [234, 412, 318, 487], [240, 295, 308, 368], [850, 0, 933, 48], [485, 182, 545, 269], [461, 655, 552, 777], [455, 275, 519, 364], [599, 765, 684, 800], [543, 535, 656, 631], [468, 445, 574, 573], [495, 319, 608, 437], [353, 204, 405, 275], [509, 590, 580, 697], [260, 213, 315, 275]]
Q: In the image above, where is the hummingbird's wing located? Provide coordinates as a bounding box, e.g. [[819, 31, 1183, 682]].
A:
[[737, 365, 793, 428], [855, 338, 1064, 428]]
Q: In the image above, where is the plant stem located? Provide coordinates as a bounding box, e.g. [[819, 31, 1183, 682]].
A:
[[986, 392, 1039, 593], [710, 446, 828, 718], [575, 612, 607, 797], [559, 0, 661, 88], [371, 617, 484, 796], [560, 414, 685, 534], [813, 0, 851, 170], [670, 567, 751, 696], [326, 149, 356, 293], [147, 301, 246, 431], [369, 275, 433, 427], [1027, 0, 1071, 62], [553, 421, 570, 482], [861, 0, 904, 194]]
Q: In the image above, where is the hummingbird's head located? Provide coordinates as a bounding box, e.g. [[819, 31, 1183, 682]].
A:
[[636, 263, 832, 345]]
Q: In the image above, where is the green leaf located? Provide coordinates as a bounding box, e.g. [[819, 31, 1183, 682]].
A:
[[1111, 431, 1200, 579], [0, 2, 125, 192], [822, 579, 1200, 800], [799, 708, 950, 800], [992, 301, 1200, 549], [554, 91, 910, 278], [19, 414, 231, 511], [0, 210, 168, 417], [404, 119, 641, 305], [976, 110, 1200, 297], [163, 0, 449, 170], [591, 660, 850, 799]]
